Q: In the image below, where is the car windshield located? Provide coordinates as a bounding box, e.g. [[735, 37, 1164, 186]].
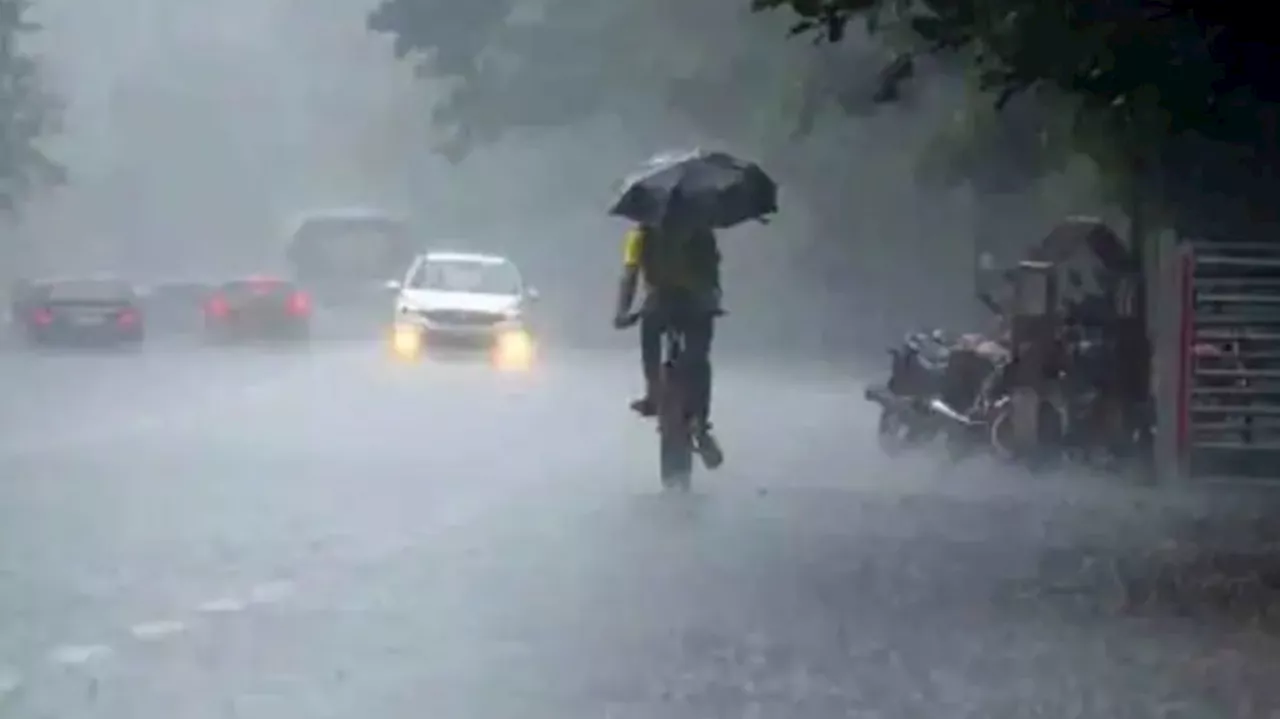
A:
[[411, 259, 521, 295]]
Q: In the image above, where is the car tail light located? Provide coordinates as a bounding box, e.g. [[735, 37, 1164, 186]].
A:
[[286, 291, 310, 316], [116, 309, 139, 327], [206, 294, 229, 318], [30, 307, 53, 325]]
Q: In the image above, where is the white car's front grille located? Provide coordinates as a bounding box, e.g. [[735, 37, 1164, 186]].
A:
[[420, 309, 505, 327]]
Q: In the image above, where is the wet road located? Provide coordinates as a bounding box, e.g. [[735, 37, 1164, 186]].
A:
[[1, 339, 1279, 718]]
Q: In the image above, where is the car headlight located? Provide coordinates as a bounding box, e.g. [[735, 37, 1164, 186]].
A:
[[390, 323, 422, 359], [493, 328, 534, 369]]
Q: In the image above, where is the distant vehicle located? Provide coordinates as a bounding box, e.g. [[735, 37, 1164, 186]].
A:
[[284, 208, 417, 305], [203, 276, 312, 343], [138, 280, 213, 335], [387, 251, 538, 369], [19, 277, 145, 348]]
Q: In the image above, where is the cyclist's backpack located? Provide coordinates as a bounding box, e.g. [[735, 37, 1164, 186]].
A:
[[638, 226, 720, 291]]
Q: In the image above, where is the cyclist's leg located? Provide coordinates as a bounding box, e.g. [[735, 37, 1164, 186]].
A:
[[682, 307, 722, 465], [631, 307, 663, 416], [682, 308, 714, 426]]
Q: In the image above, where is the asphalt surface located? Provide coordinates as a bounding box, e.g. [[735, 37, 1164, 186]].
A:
[[2, 334, 1279, 718]]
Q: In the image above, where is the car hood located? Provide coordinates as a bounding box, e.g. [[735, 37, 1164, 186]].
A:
[[400, 289, 520, 314]]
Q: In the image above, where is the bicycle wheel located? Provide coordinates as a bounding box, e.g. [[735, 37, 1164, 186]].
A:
[[656, 360, 694, 489]]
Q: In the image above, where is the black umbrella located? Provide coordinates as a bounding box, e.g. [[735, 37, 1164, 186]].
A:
[[609, 149, 778, 229]]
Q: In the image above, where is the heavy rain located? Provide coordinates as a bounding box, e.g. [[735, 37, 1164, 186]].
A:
[[1, 0, 1279, 716]]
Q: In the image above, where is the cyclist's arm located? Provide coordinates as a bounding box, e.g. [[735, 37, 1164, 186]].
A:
[[616, 228, 643, 319]]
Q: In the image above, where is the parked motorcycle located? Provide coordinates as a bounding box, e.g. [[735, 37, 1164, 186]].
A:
[[938, 329, 1120, 469], [864, 329, 1013, 456], [863, 297, 1122, 467], [924, 335, 1027, 461], [863, 330, 951, 454], [863, 287, 1058, 465]]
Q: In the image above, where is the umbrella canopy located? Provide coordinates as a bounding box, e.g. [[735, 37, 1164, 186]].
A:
[[609, 149, 778, 229]]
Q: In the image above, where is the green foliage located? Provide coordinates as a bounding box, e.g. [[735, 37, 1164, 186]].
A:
[[367, 0, 513, 78], [367, 0, 1280, 233], [0, 0, 62, 212], [752, 0, 1280, 227], [367, 0, 667, 157], [913, 87, 1075, 194], [366, 0, 815, 160]]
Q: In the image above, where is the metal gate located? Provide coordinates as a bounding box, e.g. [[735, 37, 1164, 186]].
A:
[[1182, 242, 1280, 476]]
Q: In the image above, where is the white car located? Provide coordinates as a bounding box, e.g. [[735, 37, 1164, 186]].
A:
[[387, 251, 538, 367]]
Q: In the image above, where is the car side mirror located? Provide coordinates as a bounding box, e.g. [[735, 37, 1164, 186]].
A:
[[383, 279, 401, 292], [525, 287, 540, 302]]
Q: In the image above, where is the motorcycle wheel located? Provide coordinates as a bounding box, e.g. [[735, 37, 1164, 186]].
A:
[[876, 409, 912, 456], [877, 409, 934, 456], [989, 399, 1065, 470], [989, 408, 1017, 462]]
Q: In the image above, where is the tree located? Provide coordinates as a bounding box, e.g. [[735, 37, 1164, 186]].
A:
[[751, 0, 1280, 234], [367, 0, 645, 158], [365, 0, 820, 161], [0, 0, 62, 212]]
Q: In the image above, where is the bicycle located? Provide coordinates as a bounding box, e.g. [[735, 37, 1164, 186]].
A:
[[620, 308, 724, 490]]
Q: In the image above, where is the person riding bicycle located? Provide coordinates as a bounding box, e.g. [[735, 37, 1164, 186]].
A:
[[613, 195, 723, 465]]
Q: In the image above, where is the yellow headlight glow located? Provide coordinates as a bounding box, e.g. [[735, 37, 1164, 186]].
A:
[[494, 329, 534, 370], [390, 324, 422, 359]]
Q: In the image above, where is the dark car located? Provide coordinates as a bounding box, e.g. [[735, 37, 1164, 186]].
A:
[[19, 277, 145, 348], [203, 276, 312, 343], [140, 280, 213, 335]]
